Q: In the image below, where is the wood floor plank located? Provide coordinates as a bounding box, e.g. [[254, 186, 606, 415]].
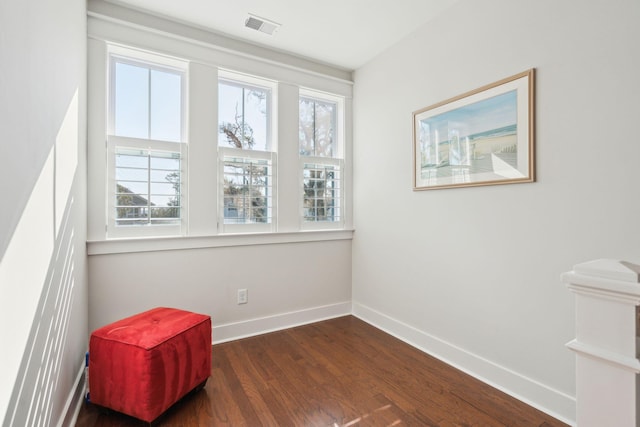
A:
[[223, 344, 281, 426], [75, 316, 570, 427]]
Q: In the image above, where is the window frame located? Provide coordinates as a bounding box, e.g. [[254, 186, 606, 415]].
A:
[[217, 70, 278, 234], [299, 89, 345, 230], [105, 46, 189, 238]]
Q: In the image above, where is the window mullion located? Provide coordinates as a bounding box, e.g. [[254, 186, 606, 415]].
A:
[[147, 152, 152, 224], [249, 163, 254, 221], [241, 88, 246, 149], [312, 101, 317, 156], [147, 68, 152, 139]]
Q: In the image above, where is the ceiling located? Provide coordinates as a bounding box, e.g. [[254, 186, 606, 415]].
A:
[[105, 0, 459, 70]]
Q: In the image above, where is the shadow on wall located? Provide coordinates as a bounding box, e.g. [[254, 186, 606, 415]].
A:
[[2, 190, 80, 427], [1, 89, 87, 427]]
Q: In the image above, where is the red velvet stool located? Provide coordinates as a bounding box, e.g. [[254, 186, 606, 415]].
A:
[[89, 307, 211, 422]]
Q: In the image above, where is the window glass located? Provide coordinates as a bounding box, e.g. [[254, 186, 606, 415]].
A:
[[114, 62, 149, 139], [150, 69, 182, 141], [113, 60, 183, 142], [218, 81, 270, 151], [299, 94, 343, 227], [218, 75, 274, 231], [223, 156, 272, 224], [303, 163, 341, 222], [299, 97, 336, 157], [115, 149, 181, 226]]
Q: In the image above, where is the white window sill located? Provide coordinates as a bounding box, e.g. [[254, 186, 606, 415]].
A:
[[87, 229, 355, 255]]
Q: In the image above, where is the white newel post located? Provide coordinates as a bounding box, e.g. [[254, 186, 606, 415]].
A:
[[562, 259, 640, 427]]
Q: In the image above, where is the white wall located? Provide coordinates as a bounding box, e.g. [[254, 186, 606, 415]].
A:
[[89, 240, 352, 341], [0, 0, 88, 425], [352, 0, 640, 424]]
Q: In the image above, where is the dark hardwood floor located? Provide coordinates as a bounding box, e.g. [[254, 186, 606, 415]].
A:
[[76, 316, 569, 426]]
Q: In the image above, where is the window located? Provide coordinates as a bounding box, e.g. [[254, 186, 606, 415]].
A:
[[90, 38, 351, 245], [218, 72, 276, 232], [299, 92, 344, 228], [107, 49, 187, 237]]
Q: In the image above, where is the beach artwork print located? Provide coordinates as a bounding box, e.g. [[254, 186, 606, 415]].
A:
[[413, 70, 534, 190]]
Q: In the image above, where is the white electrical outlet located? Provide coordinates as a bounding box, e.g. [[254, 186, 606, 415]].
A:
[[237, 288, 248, 304]]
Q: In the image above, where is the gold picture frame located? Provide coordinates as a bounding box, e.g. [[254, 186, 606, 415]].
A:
[[413, 69, 535, 190]]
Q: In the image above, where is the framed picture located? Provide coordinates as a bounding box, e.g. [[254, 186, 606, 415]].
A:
[[413, 69, 535, 190]]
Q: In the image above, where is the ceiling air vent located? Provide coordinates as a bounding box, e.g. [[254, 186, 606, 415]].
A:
[[245, 14, 280, 36]]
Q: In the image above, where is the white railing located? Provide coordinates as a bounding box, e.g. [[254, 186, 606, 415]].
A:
[[562, 259, 640, 427]]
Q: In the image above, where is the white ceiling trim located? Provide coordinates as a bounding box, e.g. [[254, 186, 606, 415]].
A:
[[88, 0, 354, 83], [101, 0, 459, 70]]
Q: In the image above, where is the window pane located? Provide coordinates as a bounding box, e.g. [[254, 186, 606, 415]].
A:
[[299, 97, 336, 157], [115, 148, 181, 226], [115, 149, 147, 166], [113, 59, 183, 143], [299, 98, 315, 156], [149, 169, 176, 182], [223, 156, 272, 224], [218, 83, 244, 149], [117, 207, 148, 225], [116, 186, 147, 206], [303, 163, 340, 222], [314, 100, 335, 157], [149, 195, 179, 207], [116, 181, 147, 195], [114, 62, 149, 139], [150, 154, 180, 170], [150, 207, 180, 220], [150, 182, 177, 195], [116, 167, 147, 181], [150, 69, 182, 142], [243, 88, 268, 151], [218, 81, 270, 151]]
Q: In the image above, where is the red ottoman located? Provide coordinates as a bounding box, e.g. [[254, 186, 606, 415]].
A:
[[89, 307, 211, 422]]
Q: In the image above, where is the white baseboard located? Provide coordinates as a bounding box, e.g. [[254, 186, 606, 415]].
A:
[[352, 302, 576, 426], [212, 301, 352, 344], [57, 362, 86, 427]]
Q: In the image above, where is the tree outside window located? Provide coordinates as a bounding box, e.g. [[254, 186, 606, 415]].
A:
[[299, 96, 340, 223], [218, 80, 272, 225]]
